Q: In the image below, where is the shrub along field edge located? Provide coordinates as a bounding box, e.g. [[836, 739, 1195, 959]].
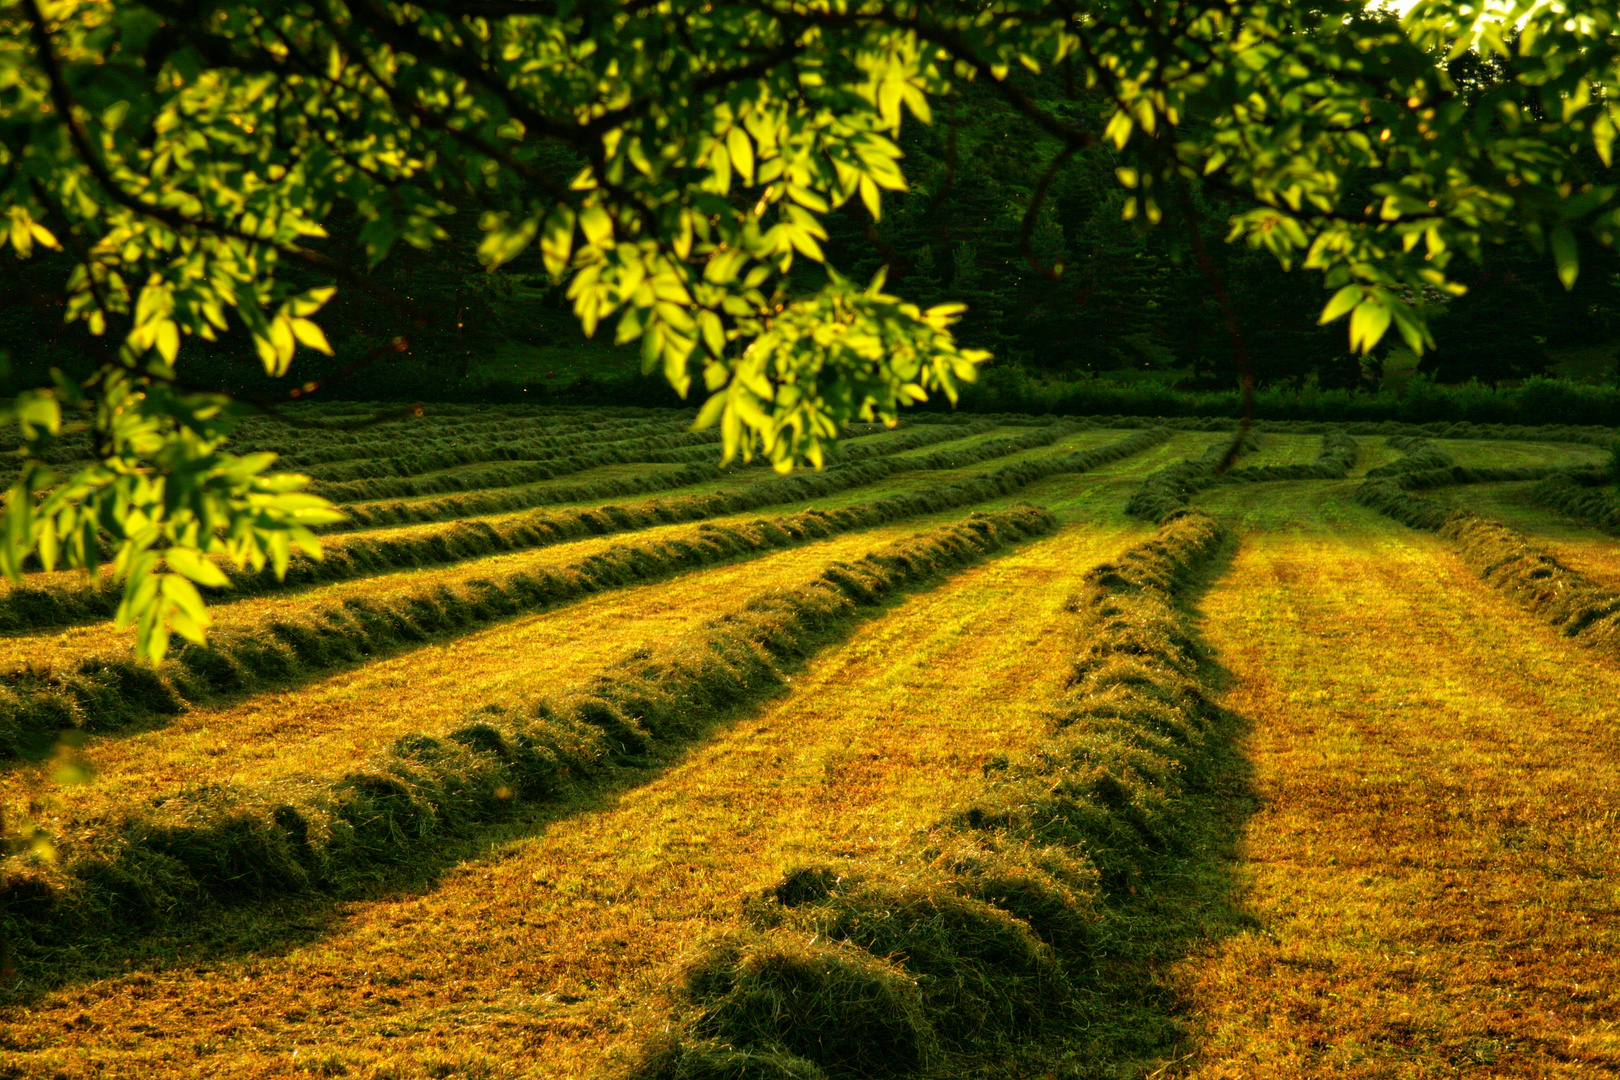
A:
[[0, 426, 1173, 760], [0, 508, 1059, 964], [621, 510, 1231, 1080]]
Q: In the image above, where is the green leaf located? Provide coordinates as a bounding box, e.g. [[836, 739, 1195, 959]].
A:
[[1318, 285, 1362, 325], [541, 205, 577, 279], [1349, 298, 1393, 354], [579, 206, 614, 248], [1551, 226, 1579, 290], [727, 126, 754, 186], [289, 318, 333, 355], [165, 546, 230, 588], [160, 574, 211, 645]]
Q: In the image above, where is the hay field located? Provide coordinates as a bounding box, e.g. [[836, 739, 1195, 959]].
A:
[[2, 407, 1618, 1080]]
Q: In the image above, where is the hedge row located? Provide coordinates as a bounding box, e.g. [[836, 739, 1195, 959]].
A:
[[1123, 431, 1258, 522], [1528, 472, 1620, 530], [0, 422, 1158, 638], [1355, 479, 1620, 659], [0, 427, 1170, 759], [623, 510, 1231, 1080], [0, 507, 1058, 957], [941, 369, 1620, 427]]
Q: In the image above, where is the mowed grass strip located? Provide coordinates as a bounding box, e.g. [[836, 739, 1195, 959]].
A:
[[620, 511, 1233, 1079], [14, 505, 1051, 808], [0, 427, 1172, 773], [0, 438, 1065, 675], [1166, 484, 1620, 1078], [1, 508, 1058, 967], [0, 472, 1052, 757], [1353, 476, 1620, 660], [0, 513, 1173, 1080], [299, 423, 714, 482], [1426, 480, 1620, 592], [1224, 433, 1325, 469], [319, 419, 1077, 533], [1433, 437, 1609, 469]]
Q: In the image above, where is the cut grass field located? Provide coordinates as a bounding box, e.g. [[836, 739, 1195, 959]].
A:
[[0, 520, 1148, 1080], [4, 407, 1619, 1080], [1172, 480, 1620, 1078], [1424, 481, 1620, 591]]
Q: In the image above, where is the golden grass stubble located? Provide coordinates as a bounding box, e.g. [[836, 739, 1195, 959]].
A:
[[0, 514, 1110, 1080], [1354, 476, 1620, 659], [621, 511, 1233, 1080], [0, 427, 1173, 761], [1170, 525, 1620, 1078], [0, 507, 1059, 962]]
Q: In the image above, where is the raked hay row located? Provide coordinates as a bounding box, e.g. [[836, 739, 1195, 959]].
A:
[[2, 404, 1619, 1080]]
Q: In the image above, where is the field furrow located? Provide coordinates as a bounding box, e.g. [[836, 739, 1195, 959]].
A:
[[0, 519, 1145, 1079], [1166, 482, 1620, 1078]]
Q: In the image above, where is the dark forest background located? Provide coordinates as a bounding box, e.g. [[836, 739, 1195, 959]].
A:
[[4, 30, 1618, 418]]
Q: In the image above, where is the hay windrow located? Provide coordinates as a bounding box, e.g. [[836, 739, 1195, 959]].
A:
[[1528, 470, 1620, 531], [302, 416, 987, 502], [1124, 432, 1262, 522], [1125, 429, 1366, 522], [0, 507, 1057, 955], [1362, 437, 1579, 490], [0, 428, 1170, 759], [1355, 475, 1620, 660], [620, 510, 1230, 1079], [320, 417, 1081, 533]]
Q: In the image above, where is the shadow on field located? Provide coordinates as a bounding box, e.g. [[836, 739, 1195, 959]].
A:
[[1041, 538, 1264, 1079]]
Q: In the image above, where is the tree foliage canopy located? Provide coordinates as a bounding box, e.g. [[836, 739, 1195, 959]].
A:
[[3, 0, 1618, 657]]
